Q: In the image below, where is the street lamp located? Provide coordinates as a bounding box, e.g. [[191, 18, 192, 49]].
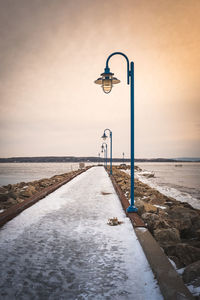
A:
[[123, 152, 125, 164], [95, 70, 120, 93], [101, 143, 107, 169], [95, 52, 137, 213], [101, 129, 112, 175]]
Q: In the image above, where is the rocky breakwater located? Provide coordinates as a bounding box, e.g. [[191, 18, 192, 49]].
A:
[[0, 167, 90, 213], [112, 165, 200, 293]]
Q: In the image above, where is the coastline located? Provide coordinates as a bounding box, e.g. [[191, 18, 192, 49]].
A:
[[0, 167, 90, 216], [0, 164, 200, 297], [112, 165, 200, 297]]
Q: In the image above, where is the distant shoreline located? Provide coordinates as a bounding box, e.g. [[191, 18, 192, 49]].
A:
[[0, 156, 199, 163]]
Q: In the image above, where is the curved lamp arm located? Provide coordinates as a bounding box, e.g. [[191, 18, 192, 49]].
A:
[[103, 128, 112, 138], [105, 52, 130, 85]]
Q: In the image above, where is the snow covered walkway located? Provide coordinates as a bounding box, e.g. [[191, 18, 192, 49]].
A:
[[0, 167, 163, 299]]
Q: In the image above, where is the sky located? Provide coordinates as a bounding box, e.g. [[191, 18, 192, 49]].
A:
[[0, 0, 199, 159]]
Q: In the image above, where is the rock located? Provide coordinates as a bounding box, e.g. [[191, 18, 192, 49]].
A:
[[135, 166, 142, 171], [18, 182, 27, 188], [0, 193, 9, 202], [39, 179, 50, 188], [168, 206, 200, 238], [169, 207, 199, 223], [27, 185, 36, 194], [169, 256, 183, 269], [141, 213, 169, 233], [196, 229, 200, 240], [16, 198, 24, 203], [142, 173, 155, 178], [154, 228, 181, 245], [135, 200, 158, 216], [19, 189, 33, 198], [0, 187, 7, 193], [18, 184, 36, 198], [7, 198, 17, 205], [164, 243, 200, 266], [135, 199, 145, 216], [6, 184, 12, 190], [144, 202, 158, 214], [182, 260, 200, 284], [8, 191, 17, 200]]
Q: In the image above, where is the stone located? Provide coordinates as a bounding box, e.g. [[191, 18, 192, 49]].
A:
[[164, 243, 200, 266], [18, 185, 37, 198], [142, 173, 155, 178], [169, 207, 199, 223], [143, 202, 158, 214], [135, 200, 158, 216], [0, 187, 7, 193], [141, 213, 169, 233], [27, 185, 36, 194], [39, 179, 50, 188], [7, 198, 17, 205], [196, 229, 200, 240], [168, 206, 200, 238], [154, 228, 181, 245], [0, 193, 9, 202], [135, 199, 145, 216], [182, 260, 200, 284], [16, 198, 24, 203]]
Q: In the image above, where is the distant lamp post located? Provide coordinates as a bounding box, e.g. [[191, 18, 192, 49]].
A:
[[95, 52, 137, 213], [101, 143, 107, 169], [101, 128, 112, 175], [123, 152, 125, 164]]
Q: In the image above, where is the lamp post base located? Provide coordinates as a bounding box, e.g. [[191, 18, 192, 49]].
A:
[[126, 205, 138, 213]]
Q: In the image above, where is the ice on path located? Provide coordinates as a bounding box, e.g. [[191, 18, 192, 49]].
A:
[[0, 167, 163, 299]]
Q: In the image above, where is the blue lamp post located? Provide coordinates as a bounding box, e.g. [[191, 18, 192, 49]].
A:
[[102, 129, 112, 175], [95, 52, 137, 213], [101, 143, 107, 169]]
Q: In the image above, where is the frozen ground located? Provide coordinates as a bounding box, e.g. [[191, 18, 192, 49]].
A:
[[0, 167, 163, 300]]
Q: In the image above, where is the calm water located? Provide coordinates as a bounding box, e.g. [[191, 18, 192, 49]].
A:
[[0, 162, 96, 186], [0, 162, 199, 207], [135, 162, 200, 208]]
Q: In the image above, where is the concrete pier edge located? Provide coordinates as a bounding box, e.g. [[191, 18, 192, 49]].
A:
[[109, 171, 194, 300]]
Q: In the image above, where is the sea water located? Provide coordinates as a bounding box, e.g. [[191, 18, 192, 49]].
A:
[[0, 162, 199, 209], [135, 162, 200, 209], [0, 162, 96, 186]]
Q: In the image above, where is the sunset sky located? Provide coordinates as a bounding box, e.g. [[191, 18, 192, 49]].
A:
[[0, 0, 199, 158]]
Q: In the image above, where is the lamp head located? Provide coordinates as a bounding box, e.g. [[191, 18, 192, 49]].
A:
[[101, 132, 107, 140], [94, 67, 120, 94]]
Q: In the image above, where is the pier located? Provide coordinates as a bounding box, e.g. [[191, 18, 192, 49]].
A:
[[0, 167, 194, 299]]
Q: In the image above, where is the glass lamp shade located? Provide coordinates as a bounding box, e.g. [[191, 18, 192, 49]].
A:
[[94, 78, 102, 85], [94, 70, 120, 94], [101, 132, 107, 140], [102, 78, 112, 93]]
